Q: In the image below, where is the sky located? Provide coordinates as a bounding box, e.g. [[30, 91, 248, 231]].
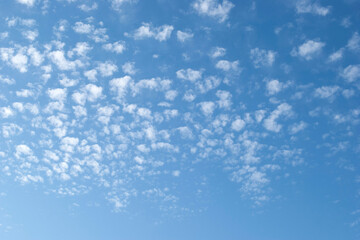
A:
[[0, 0, 359, 239]]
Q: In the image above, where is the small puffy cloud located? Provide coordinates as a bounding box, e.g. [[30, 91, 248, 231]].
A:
[[73, 22, 108, 43], [97, 106, 115, 124], [328, 48, 344, 62], [196, 76, 221, 93], [314, 86, 339, 99], [78, 3, 98, 12], [3, 123, 23, 138], [177, 30, 194, 42], [27, 46, 44, 66], [216, 90, 232, 109], [84, 69, 97, 81], [172, 170, 181, 177], [15, 144, 33, 158], [215, 60, 239, 71], [22, 30, 38, 41], [73, 22, 93, 34], [0, 75, 15, 85], [183, 90, 196, 102], [263, 103, 292, 132], [48, 50, 81, 71], [177, 126, 193, 139], [176, 68, 202, 82], [250, 48, 276, 68], [347, 32, 360, 51], [71, 42, 92, 57], [16, 89, 34, 98], [72, 84, 102, 105], [59, 75, 78, 87], [266, 79, 283, 95], [60, 137, 79, 153], [296, 0, 330, 16], [133, 23, 174, 42], [47, 88, 67, 102], [292, 40, 325, 60], [103, 41, 126, 54], [210, 47, 226, 58], [16, 0, 36, 7], [289, 121, 307, 134], [0, 48, 28, 73], [111, 0, 137, 11], [122, 62, 136, 75], [199, 101, 216, 116], [341, 65, 360, 82], [137, 108, 152, 119], [110, 76, 132, 100], [165, 90, 178, 101], [231, 118, 246, 131], [97, 61, 118, 77], [0, 107, 15, 118], [192, 0, 234, 22]]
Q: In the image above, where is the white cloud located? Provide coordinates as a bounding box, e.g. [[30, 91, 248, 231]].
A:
[[289, 121, 307, 134], [27, 46, 44, 66], [196, 76, 221, 93], [47, 88, 67, 102], [0, 75, 15, 85], [215, 60, 239, 71], [98, 62, 118, 77], [59, 75, 78, 87], [71, 42, 92, 57], [122, 62, 136, 75], [292, 40, 325, 60], [60, 137, 79, 153], [266, 79, 283, 95], [48, 50, 81, 71], [16, 89, 34, 98], [210, 47, 226, 58], [314, 86, 339, 99], [296, 0, 330, 16], [165, 90, 178, 101], [110, 76, 132, 100], [177, 30, 194, 42], [133, 23, 174, 41], [0, 107, 14, 118], [263, 103, 292, 132], [137, 108, 152, 119], [192, 0, 234, 22], [347, 32, 360, 51], [199, 101, 216, 116], [85, 84, 103, 102], [341, 65, 360, 82], [328, 48, 344, 62], [3, 123, 23, 138], [103, 41, 126, 54], [231, 118, 246, 131], [73, 22, 93, 34], [72, 84, 102, 105], [78, 3, 98, 12], [15, 144, 33, 158], [84, 69, 97, 81], [16, 0, 36, 7], [22, 30, 38, 41], [177, 126, 193, 139], [176, 68, 202, 82], [216, 90, 232, 109], [250, 48, 276, 68], [97, 106, 115, 124], [111, 0, 137, 11]]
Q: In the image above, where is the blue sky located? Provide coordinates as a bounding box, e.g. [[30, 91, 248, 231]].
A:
[[0, 0, 359, 239]]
